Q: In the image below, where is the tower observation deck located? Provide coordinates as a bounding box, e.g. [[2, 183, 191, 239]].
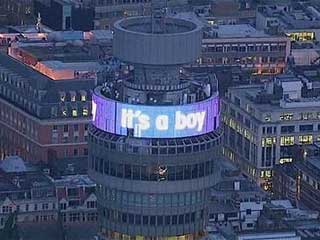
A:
[[88, 2, 222, 239]]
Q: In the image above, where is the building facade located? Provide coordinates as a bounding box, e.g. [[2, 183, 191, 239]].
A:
[[54, 175, 97, 225], [0, 156, 58, 229], [88, 3, 222, 239], [0, 31, 111, 163], [201, 24, 291, 75], [222, 73, 320, 190]]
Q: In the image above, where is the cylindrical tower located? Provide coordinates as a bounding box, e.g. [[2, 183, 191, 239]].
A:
[[88, 8, 222, 240]]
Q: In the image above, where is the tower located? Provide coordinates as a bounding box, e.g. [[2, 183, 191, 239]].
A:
[[89, 4, 222, 239]]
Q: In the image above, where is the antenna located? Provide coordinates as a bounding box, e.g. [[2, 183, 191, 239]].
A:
[[36, 12, 42, 33], [151, 0, 167, 33]]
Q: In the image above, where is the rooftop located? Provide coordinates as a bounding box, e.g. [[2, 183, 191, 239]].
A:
[[215, 24, 267, 38], [0, 156, 35, 173], [54, 175, 95, 187]]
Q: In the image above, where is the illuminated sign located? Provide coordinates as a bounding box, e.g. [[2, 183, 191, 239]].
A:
[[92, 92, 219, 138]]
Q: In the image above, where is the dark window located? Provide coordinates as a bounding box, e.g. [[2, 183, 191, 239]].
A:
[[122, 213, 127, 223], [150, 216, 156, 225], [135, 215, 141, 225], [165, 216, 171, 225], [143, 216, 148, 225], [281, 125, 295, 133], [172, 215, 177, 224], [157, 216, 163, 226], [178, 214, 184, 224], [299, 124, 313, 132], [128, 214, 134, 224]]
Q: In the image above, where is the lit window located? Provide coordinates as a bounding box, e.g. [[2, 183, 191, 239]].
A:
[[62, 107, 67, 117], [298, 135, 313, 145], [60, 92, 66, 102], [264, 114, 271, 122], [280, 113, 293, 121], [83, 108, 88, 116], [279, 158, 293, 164], [81, 95, 86, 102], [70, 91, 76, 102], [72, 109, 78, 117], [300, 112, 313, 120], [280, 136, 295, 146], [262, 137, 276, 147]]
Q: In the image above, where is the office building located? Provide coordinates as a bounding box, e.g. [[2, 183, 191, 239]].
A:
[[222, 73, 320, 190], [0, 30, 111, 163], [88, 1, 222, 239], [273, 142, 320, 212], [201, 24, 291, 75]]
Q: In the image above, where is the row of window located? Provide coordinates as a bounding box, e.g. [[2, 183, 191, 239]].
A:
[[91, 157, 215, 181], [202, 43, 287, 53], [202, 56, 286, 65], [98, 187, 207, 207], [1, 202, 56, 214], [62, 212, 98, 223], [102, 208, 204, 226], [89, 126, 222, 156]]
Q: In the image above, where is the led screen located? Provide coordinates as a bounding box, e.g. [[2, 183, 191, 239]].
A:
[[92, 93, 219, 138]]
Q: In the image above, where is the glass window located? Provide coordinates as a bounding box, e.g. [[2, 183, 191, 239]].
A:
[[124, 164, 132, 179], [150, 216, 156, 225], [172, 215, 177, 224], [176, 166, 183, 180], [143, 216, 148, 225], [178, 215, 184, 224], [184, 165, 191, 180], [299, 135, 313, 145], [165, 216, 171, 225], [135, 215, 141, 225], [132, 165, 140, 180], [157, 216, 163, 226], [299, 124, 313, 132], [280, 136, 295, 146]]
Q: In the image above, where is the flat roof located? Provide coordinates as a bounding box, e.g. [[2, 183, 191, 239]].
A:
[[215, 24, 267, 38]]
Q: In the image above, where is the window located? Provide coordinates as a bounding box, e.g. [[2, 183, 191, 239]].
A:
[[299, 135, 313, 145], [83, 108, 89, 116], [60, 203, 66, 210], [63, 125, 69, 133], [281, 125, 295, 133], [261, 137, 276, 146], [74, 124, 79, 132], [264, 114, 271, 122], [300, 112, 313, 120], [299, 124, 313, 132], [42, 203, 49, 210], [73, 148, 78, 156], [70, 93, 76, 102], [280, 136, 295, 146], [280, 113, 293, 121], [67, 188, 78, 197], [279, 158, 293, 164], [72, 109, 78, 117], [52, 125, 58, 132]]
